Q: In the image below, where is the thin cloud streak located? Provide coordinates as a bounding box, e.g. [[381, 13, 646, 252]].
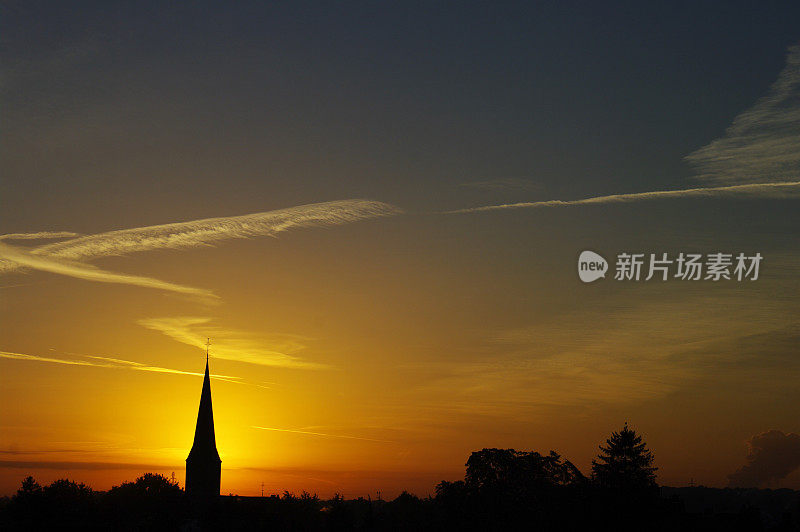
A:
[[0, 231, 80, 240], [0, 200, 402, 295], [252, 426, 394, 443], [20, 199, 401, 264], [0, 241, 216, 299], [444, 181, 800, 214], [0, 350, 242, 384], [83, 355, 242, 383]]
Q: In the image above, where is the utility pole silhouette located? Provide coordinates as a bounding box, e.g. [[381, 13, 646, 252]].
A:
[[261, 482, 264, 497]]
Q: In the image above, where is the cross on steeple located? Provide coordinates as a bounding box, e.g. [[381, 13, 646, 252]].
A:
[[206, 337, 211, 362]]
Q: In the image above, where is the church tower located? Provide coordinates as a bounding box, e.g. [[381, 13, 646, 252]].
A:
[[185, 340, 221, 497]]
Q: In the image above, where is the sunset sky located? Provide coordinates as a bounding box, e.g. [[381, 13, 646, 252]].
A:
[[2, 2, 800, 497]]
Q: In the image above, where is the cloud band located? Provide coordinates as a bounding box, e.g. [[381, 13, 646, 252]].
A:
[[444, 181, 800, 214]]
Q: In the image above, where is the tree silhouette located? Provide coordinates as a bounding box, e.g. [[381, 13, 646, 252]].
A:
[[16, 476, 42, 498], [1, 462, 790, 531], [109, 472, 182, 497], [105, 473, 185, 530], [464, 448, 584, 492], [591, 423, 657, 490]]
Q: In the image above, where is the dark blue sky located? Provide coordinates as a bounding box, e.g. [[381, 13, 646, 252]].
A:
[[3, 1, 799, 225]]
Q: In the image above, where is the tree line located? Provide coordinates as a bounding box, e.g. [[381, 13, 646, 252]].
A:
[[0, 424, 795, 530]]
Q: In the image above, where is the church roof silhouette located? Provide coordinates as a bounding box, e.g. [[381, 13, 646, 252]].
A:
[[185, 349, 221, 497]]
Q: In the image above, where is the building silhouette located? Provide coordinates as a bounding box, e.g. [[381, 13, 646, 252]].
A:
[[185, 352, 221, 497]]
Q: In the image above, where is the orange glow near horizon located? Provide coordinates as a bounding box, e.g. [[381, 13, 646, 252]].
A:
[[2, 218, 799, 496], [3, 8, 800, 498]]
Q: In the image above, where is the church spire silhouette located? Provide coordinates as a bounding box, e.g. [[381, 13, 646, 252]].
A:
[[185, 338, 221, 497]]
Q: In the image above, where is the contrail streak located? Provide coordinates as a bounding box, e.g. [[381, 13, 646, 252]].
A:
[[0, 232, 80, 241], [25, 199, 401, 263], [252, 426, 394, 443], [0, 199, 402, 295], [444, 181, 800, 214], [0, 350, 241, 383], [0, 241, 216, 299]]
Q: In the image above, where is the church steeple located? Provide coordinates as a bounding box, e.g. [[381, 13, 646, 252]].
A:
[[185, 339, 221, 497]]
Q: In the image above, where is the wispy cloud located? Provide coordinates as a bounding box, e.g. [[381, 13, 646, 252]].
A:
[[0, 199, 401, 295], [20, 199, 400, 264], [687, 45, 800, 185], [138, 316, 326, 369], [252, 426, 394, 443], [0, 351, 98, 368], [401, 296, 797, 416], [0, 349, 242, 383], [445, 181, 800, 214], [0, 231, 80, 241], [0, 241, 216, 299], [448, 46, 800, 215]]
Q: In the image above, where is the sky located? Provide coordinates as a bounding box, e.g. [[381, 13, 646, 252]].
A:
[[1, 1, 800, 497]]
